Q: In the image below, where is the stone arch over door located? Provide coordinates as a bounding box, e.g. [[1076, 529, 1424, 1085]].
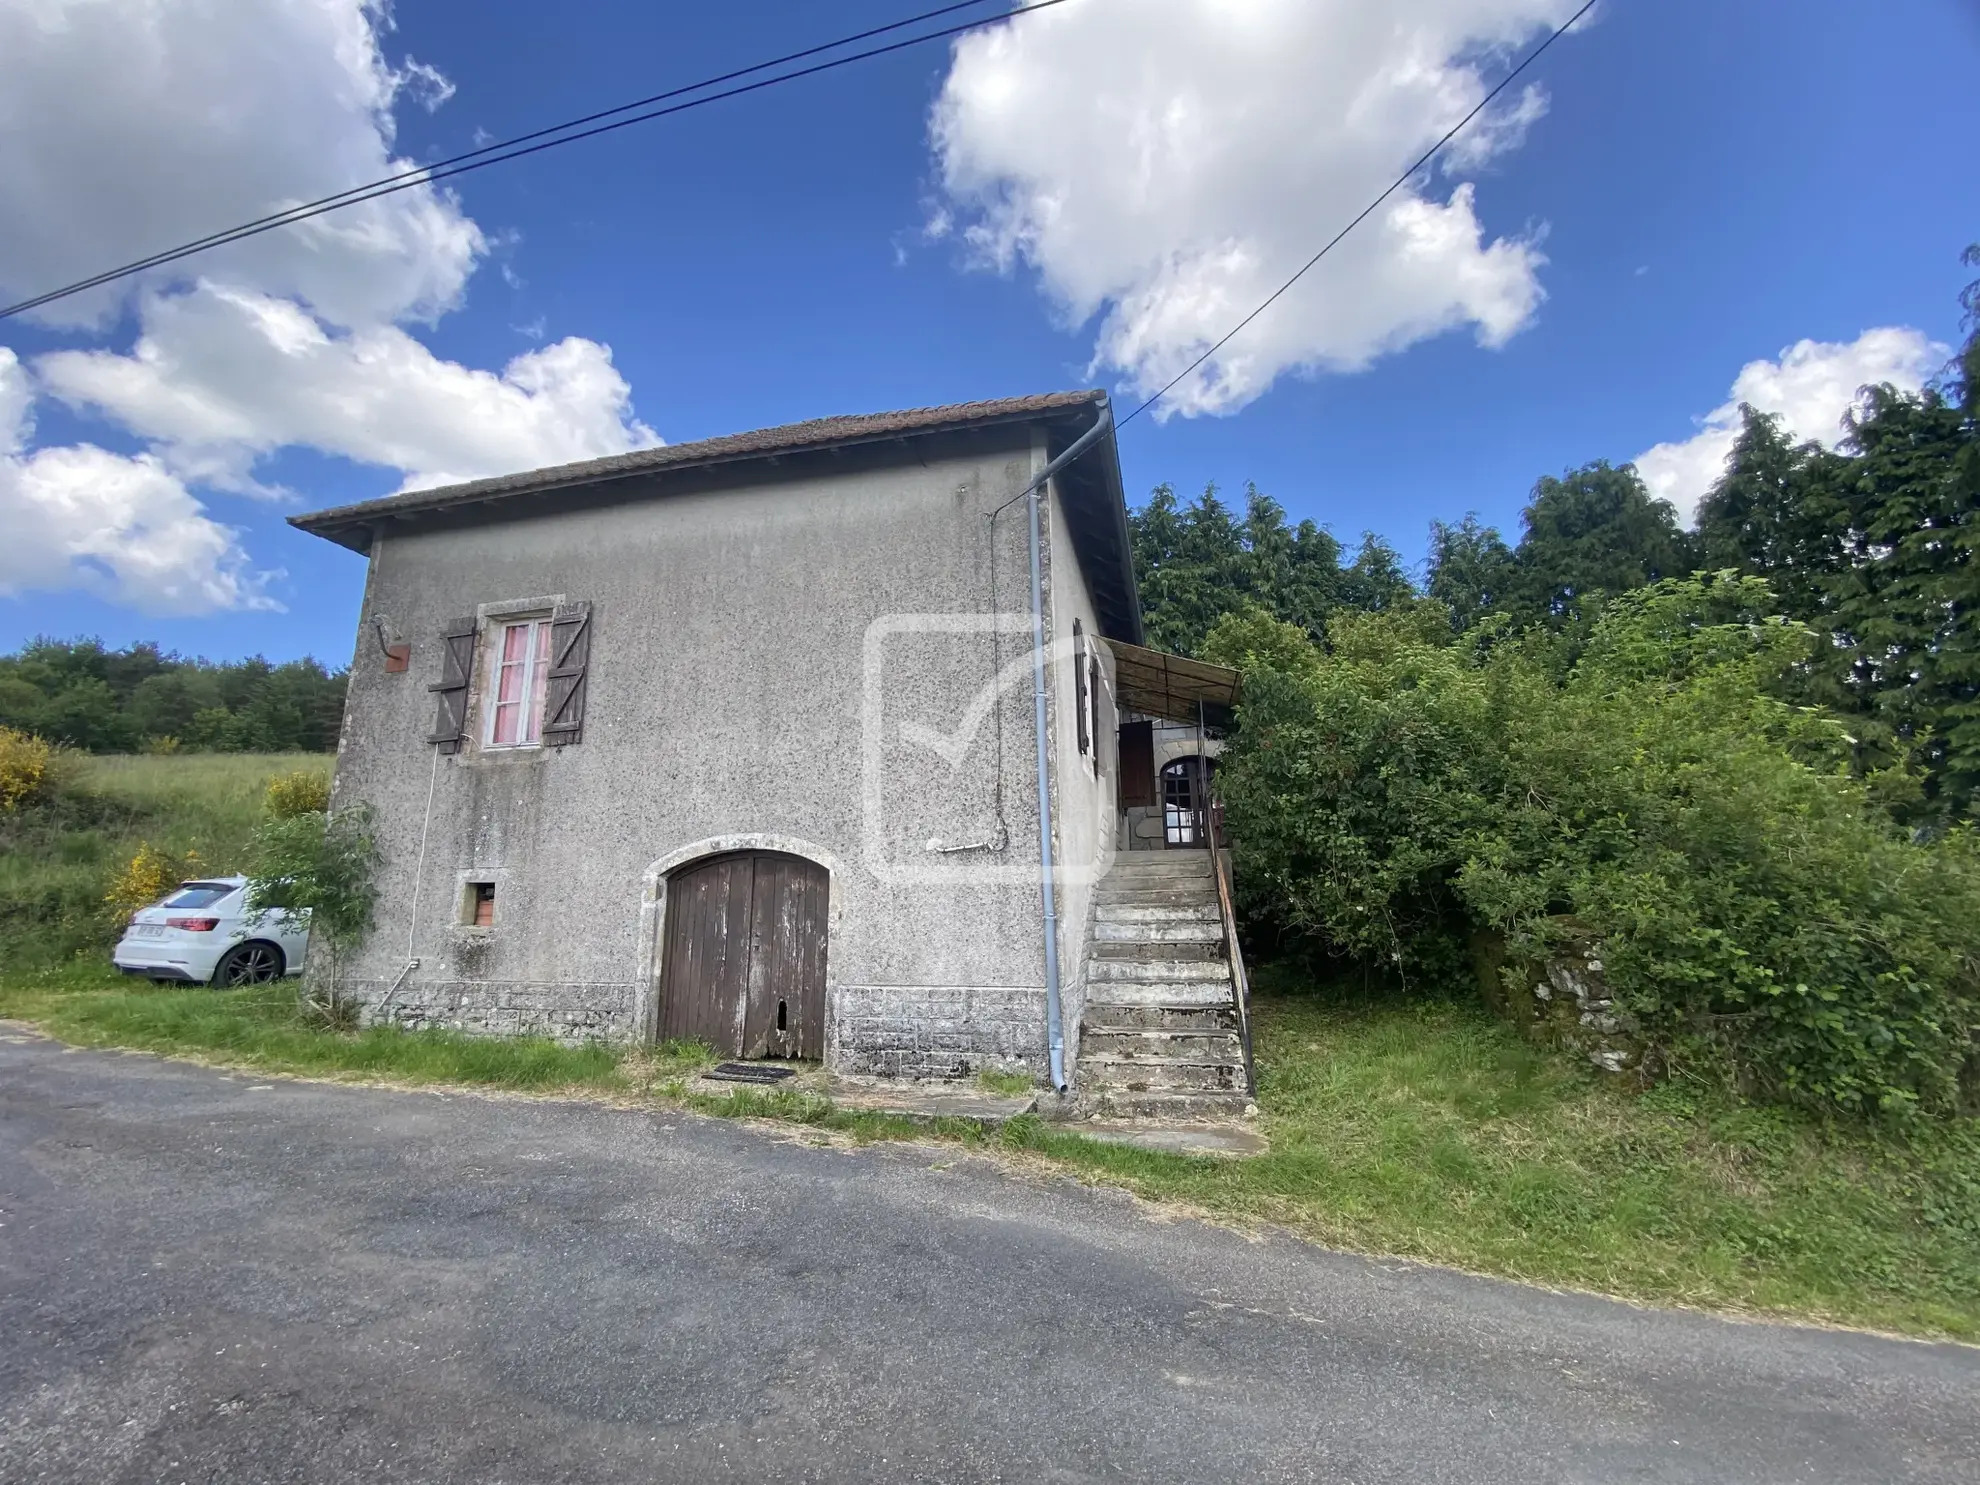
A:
[[1153, 736, 1221, 770], [634, 835, 845, 1048]]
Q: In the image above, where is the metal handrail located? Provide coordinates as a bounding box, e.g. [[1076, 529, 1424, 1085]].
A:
[[1201, 794, 1256, 1098]]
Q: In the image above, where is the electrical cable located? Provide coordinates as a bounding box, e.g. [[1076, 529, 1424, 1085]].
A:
[[1117, 0, 1600, 429], [0, 0, 1066, 321]]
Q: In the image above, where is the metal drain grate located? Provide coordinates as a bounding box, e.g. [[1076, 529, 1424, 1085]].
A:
[[704, 1063, 798, 1085]]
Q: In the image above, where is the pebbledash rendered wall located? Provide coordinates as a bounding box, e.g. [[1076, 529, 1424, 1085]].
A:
[[327, 430, 1115, 1077]]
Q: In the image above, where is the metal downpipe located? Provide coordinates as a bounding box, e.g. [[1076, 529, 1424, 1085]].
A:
[[1018, 406, 1114, 1096], [1027, 485, 1067, 1093]]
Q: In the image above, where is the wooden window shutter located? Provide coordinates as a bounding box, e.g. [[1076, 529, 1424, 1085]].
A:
[[1089, 653, 1102, 775], [541, 600, 592, 747], [427, 617, 477, 753], [1118, 720, 1156, 808], [1073, 622, 1090, 756]]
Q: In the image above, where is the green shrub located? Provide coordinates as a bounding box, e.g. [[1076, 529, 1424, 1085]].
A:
[[104, 841, 206, 920], [245, 803, 380, 1008], [264, 767, 332, 817], [1209, 576, 1980, 1119]]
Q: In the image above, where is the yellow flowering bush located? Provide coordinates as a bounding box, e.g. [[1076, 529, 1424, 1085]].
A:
[[265, 768, 331, 818], [105, 842, 204, 920], [0, 725, 51, 811]]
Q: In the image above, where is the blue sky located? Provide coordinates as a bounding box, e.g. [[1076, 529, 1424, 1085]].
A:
[[1, 0, 1975, 666]]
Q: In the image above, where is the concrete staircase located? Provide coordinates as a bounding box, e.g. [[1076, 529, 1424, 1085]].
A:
[[1076, 851, 1251, 1118]]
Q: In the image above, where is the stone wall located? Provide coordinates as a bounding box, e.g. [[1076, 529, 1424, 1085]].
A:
[[347, 979, 633, 1042], [1471, 924, 1642, 1077], [1527, 952, 1639, 1075], [828, 984, 1048, 1079]]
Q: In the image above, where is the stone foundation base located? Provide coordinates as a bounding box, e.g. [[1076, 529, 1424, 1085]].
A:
[[344, 979, 636, 1043], [332, 979, 1050, 1072], [830, 984, 1048, 1079]]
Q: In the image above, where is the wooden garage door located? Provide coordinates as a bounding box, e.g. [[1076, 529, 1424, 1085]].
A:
[[657, 851, 827, 1059]]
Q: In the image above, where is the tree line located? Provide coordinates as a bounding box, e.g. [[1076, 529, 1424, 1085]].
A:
[[0, 638, 347, 754], [1133, 253, 1980, 824], [1142, 256, 1979, 1117]]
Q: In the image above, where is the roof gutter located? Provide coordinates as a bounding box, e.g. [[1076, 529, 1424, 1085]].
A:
[[1021, 402, 1115, 1095]]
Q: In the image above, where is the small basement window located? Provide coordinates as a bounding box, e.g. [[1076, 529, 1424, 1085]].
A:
[[466, 881, 496, 928]]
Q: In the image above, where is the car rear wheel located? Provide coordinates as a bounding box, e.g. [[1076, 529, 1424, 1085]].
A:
[[213, 941, 284, 987]]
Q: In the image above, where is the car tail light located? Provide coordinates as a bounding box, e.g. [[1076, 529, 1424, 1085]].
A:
[[167, 916, 220, 932]]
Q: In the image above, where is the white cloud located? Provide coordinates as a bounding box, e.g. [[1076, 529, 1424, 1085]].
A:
[[0, 0, 660, 614], [1634, 328, 1947, 525], [0, 346, 29, 453], [0, 0, 480, 331], [0, 350, 276, 614], [40, 283, 657, 495], [929, 0, 1584, 417]]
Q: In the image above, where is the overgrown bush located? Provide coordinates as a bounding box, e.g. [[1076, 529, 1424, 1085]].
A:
[[264, 768, 332, 818], [0, 725, 53, 810], [245, 803, 379, 1014], [1208, 575, 1980, 1119], [103, 841, 205, 921]]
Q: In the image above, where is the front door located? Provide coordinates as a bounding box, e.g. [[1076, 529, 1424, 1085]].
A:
[[658, 851, 828, 1058], [1162, 757, 1216, 847]]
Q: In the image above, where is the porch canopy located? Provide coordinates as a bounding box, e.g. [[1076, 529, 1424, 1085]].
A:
[[1104, 639, 1242, 727]]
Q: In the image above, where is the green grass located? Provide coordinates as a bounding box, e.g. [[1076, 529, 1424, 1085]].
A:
[[0, 962, 711, 1090], [977, 1068, 1037, 1096], [1102, 992, 1980, 1340], [0, 752, 330, 971], [3, 962, 1973, 1340]]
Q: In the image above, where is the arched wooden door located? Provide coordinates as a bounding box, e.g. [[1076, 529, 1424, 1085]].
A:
[[658, 851, 828, 1059]]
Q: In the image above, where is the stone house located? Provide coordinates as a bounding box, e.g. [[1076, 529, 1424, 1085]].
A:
[[294, 390, 1249, 1101]]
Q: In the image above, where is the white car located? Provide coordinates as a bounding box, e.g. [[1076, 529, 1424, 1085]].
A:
[[112, 875, 310, 987]]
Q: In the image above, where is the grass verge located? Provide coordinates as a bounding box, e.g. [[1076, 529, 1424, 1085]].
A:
[[2, 963, 1975, 1341]]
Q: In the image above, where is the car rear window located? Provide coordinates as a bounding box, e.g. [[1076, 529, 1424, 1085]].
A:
[[162, 882, 238, 909]]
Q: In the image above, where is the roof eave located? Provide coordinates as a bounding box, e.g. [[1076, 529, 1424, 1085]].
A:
[[288, 392, 1108, 546]]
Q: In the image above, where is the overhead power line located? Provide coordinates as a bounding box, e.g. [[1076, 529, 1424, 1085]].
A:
[[1118, 0, 1601, 429], [0, 0, 1065, 321]]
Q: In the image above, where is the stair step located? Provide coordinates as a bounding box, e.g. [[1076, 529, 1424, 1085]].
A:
[[1089, 938, 1224, 964], [1082, 1003, 1237, 1032], [1083, 979, 1236, 1007], [1087, 957, 1230, 985], [1104, 857, 1214, 879], [1079, 1027, 1243, 1061], [1085, 942, 1219, 966], [1095, 890, 1221, 912], [1094, 901, 1222, 924], [1080, 1089, 1252, 1120], [1078, 1056, 1248, 1093], [1093, 918, 1222, 943]]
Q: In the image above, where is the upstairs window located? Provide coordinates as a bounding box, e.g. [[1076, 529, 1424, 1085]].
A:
[[487, 618, 552, 748], [430, 602, 591, 754]]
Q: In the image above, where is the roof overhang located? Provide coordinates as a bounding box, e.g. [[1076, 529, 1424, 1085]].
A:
[[1106, 640, 1241, 726], [288, 389, 1144, 644]]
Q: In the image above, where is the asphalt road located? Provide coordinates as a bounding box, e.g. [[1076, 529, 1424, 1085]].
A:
[[1, 1032, 1975, 1484]]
